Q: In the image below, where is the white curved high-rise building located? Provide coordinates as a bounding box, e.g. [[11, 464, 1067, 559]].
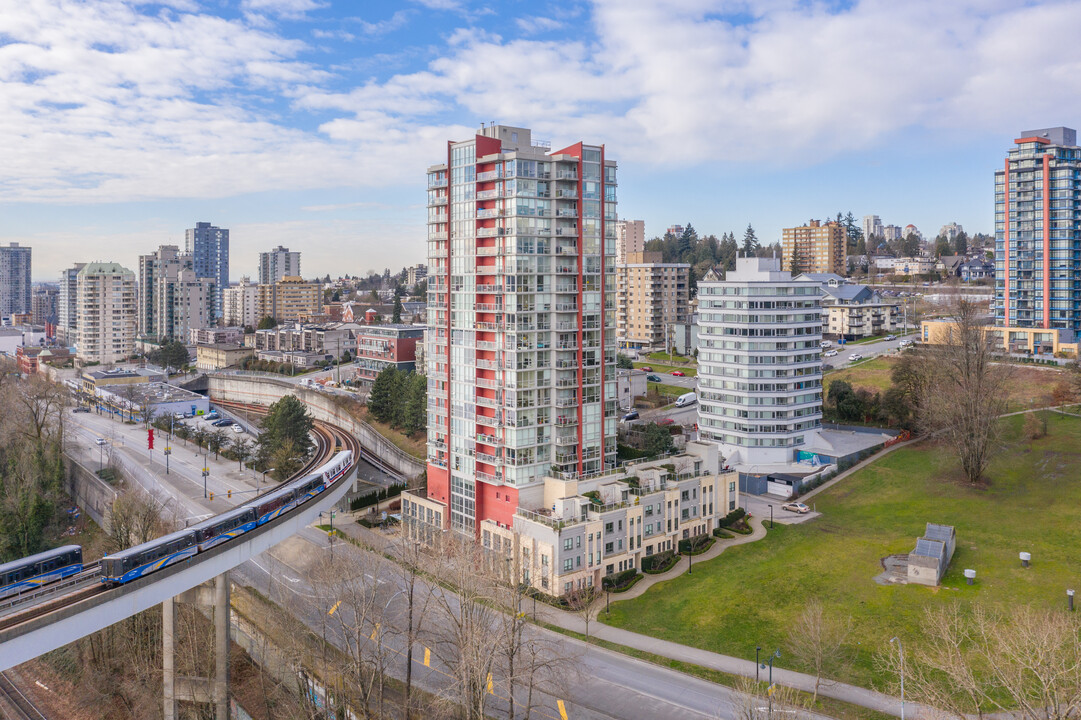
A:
[[696, 256, 823, 465]]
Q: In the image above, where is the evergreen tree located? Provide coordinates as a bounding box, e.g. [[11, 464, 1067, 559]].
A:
[[741, 224, 759, 255], [677, 223, 697, 262], [953, 231, 969, 255], [368, 367, 400, 424], [257, 315, 277, 330], [256, 395, 313, 470], [392, 295, 403, 324], [402, 373, 427, 435], [789, 245, 803, 275]]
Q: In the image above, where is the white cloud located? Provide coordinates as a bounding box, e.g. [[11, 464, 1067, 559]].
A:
[[5, 0, 1081, 213], [241, 0, 327, 19], [357, 10, 413, 36], [515, 16, 564, 34], [410, 0, 461, 10]]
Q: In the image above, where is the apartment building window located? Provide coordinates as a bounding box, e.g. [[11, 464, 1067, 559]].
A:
[[729, 481, 736, 493], [605, 522, 614, 534], [563, 558, 573, 572], [576, 536, 582, 548], [563, 538, 573, 551], [605, 542, 614, 554], [541, 554, 548, 566], [730, 499, 736, 511]]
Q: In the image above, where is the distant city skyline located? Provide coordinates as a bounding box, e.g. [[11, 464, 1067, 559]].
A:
[[5, 1, 1081, 281]]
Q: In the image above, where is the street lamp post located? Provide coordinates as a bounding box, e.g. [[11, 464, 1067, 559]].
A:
[[756, 646, 761, 683], [891, 637, 905, 720], [202, 449, 209, 499], [760, 649, 780, 719], [320, 510, 336, 558], [768, 504, 774, 529]]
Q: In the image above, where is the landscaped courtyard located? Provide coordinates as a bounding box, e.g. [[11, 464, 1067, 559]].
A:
[[601, 411, 1081, 689]]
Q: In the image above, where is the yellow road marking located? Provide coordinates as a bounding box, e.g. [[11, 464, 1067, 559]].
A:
[[423, 647, 431, 667], [558, 699, 569, 720], [328, 600, 342, 616]]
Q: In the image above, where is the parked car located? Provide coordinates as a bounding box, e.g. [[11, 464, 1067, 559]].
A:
[[639, 366, 653, 372], [899, 338, 913, 348], [216, 419, 234, 427], [821, 340, 833, 349], [782, 502, 810, 514], [657, 418, 676, 426], [848, 353, 863, 362], [670, 370, 686, 377], [885, 334, 897, 341], [646, 374, 662, 382], [72, 407, 90, 413], [824, 350, 838, 357], [231, 424, 245, 434], [205, 411, 220, 420], [174, 412, 186, 421], [95, 437, 107, 446], [620, 410, 639, 422]]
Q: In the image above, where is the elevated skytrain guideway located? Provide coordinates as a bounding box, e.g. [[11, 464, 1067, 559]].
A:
[[0, 421, 359, 672]]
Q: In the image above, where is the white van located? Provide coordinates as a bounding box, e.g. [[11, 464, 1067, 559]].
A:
[[821, 340, 833, 349], [675, 392, 697, 408]]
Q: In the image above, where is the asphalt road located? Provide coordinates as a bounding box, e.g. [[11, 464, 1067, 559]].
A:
[[65, 402, 833, 719], [234, 527, 832, 720]]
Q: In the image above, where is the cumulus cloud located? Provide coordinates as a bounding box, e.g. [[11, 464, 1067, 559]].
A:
[[4, 0, 1081, 209]]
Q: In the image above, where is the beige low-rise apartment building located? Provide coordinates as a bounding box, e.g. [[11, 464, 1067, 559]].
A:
[[616, 251, 690, 350], [402, 441, 738, 597], [256, 276, 321, 323], [195, 343, 254, 371]]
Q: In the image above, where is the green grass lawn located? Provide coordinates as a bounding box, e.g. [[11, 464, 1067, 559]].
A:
[[634, 361, 697, 377], [823, 357, 896, 395], [646, 351, 693, 364], [646, 382, 687, 398], [601, 411, 1081, 690]]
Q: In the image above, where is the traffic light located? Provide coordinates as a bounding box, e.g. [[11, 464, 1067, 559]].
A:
[[148, 428, 154, 450]]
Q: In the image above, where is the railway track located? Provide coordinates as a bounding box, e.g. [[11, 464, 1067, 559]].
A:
[[0, 671, 48, 720], [0, 413, 358, 634]]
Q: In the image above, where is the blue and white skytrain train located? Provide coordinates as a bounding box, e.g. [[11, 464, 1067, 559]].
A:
[[0, 546, 83, 601], [100, 450, 352, 585]]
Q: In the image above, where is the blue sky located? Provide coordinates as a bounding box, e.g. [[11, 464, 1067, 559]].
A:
[[3, 0, 1081, 281]]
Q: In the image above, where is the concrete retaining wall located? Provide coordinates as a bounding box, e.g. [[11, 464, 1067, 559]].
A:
[[207, 373, 425, 481], [65, 456, 118, 534]]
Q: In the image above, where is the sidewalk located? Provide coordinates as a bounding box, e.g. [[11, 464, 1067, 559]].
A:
[[531, 516, 910, 717], [331, 512, 913, 717]]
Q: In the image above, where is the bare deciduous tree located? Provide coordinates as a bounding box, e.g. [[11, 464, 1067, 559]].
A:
[[785, 598, 851, 701], [919, 297, 1011, 484], [876, 603, 1081, 720], [566, 587, 601, 639]]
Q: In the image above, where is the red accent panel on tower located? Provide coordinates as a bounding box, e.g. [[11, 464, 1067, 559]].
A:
[[1043, 153, 1051, 329], [476, 481, 518, 530], [427, 462, 450, 505]]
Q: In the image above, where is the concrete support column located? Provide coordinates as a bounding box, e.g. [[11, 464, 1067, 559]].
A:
[[214, 573, 230, 720], [163, 596, 177, 720]]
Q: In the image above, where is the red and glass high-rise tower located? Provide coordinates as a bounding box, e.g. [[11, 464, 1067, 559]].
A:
[[995, 127, 1081, 331], [425, 125, 619, 534]]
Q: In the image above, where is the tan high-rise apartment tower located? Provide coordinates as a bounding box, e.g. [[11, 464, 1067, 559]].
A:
[[781, 219, 846, 275]]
